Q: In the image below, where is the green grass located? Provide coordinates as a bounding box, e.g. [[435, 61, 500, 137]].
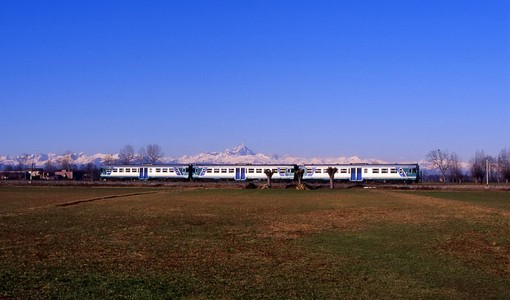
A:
[[0, 187, 509, 298], [0, 186, 154, 212], [405, 190, 510, 210]]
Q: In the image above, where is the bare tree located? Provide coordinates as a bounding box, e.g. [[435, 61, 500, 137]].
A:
[[326, 167, 338, 189], [15, 153, 30, 171], [59, 152, 74, 171], [44, 158, 57, 172], [264, 169, 274, 188], [498, 148, 510, 183], [295, 168, 305, 186], [471, 150, 487, 184], [140, 144, 164, 164], [426, 149, 450, 183], [83, 162, 99, 181], [3, 163, 14, 172], [448, 152, 464, 183], [103, 154, 115, 166], [487, 155, 498, 182], [139, 147, 147, 164], [118, 145, 136, 164]]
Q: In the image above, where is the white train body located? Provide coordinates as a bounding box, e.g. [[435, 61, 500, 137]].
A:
[[192, 164, 296, 181], [100, 164, 190, 180], [100, 163, 419, 183], [301, 164, 419, 182]]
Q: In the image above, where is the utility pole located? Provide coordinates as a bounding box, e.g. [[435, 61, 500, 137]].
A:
[[30, 162, 34, 183], [486, 158, 489, 186]]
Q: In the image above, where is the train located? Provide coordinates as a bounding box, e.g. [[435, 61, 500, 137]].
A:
[[100, 163, 420, 183]]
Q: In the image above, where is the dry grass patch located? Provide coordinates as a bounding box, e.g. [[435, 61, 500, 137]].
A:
[[438, 231, 510, 276], [259, 190, 444, 240], [1, 188, 509, 298]]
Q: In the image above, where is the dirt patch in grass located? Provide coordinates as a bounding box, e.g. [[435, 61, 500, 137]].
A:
[[258, 191, 432, 239], [259, 190, 510, 240], [56, 191, 160, 207]]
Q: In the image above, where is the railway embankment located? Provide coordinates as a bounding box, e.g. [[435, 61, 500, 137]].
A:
[[1, 180, 509, 191]]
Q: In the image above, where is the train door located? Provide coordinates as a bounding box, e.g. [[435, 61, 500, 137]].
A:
[[350, 167, 363, 182], [235, 167, 246, 181], [139, 167, 149, 180]]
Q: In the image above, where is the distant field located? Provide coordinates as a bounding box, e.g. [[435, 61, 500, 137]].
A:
[[1, 187, 509, 299]]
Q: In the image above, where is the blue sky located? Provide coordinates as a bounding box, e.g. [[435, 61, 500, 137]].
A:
[[1, 0, 509, 162]]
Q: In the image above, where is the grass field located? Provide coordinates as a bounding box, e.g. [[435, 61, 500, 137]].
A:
[[1, 186, 509, 299]]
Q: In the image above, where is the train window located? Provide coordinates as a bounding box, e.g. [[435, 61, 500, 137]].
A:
[[221, 169, 227, 173], [169, 168, 174, 173], [256, 169, 262, 173], [316, 169, 322, 173], [156, 168, 161, 172], [341, 169, 348, 173], [207, 169, 212, 173], [112, 168, 118, 173], [214, 169, 220, 173], [381, 168, 388, 173], [271, 169, 277, 173], [229, 168, 235, 173], [372, 169, 379, 173], [118, 168, 124, 172], [364, 169, 368, 173], [132, 168, 137, 172], [248, 168, 254, 173], [126, 169, 130, 173], [390, 168, 397, 173], [162, 168, 168, 173]]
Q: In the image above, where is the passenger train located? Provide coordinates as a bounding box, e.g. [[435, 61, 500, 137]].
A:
[[100, 163, 420, 183]]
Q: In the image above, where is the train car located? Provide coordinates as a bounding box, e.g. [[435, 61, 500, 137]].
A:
[[100, 163, 419, 183], [300, 163, 419, 183], [301, 164, 353, 181], [192, 164, 297, 181], [100, 164, 191, 180]]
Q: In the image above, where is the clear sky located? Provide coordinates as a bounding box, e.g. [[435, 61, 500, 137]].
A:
[[1, 0, 509, 162]]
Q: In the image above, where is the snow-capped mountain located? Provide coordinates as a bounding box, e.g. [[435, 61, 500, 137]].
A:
[[224, 144, 255, 156], [174, 144, 381, 165], [176, 144, 276, 164], [0, 144, 421, 169], [0, 152, 112, 169]]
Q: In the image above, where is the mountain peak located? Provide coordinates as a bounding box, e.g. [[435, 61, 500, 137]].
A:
[[224, 144, 255, 156]]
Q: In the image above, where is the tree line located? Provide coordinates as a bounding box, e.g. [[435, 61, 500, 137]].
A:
[[1, 144, 165, 172], [2, 151, 82, 172], [426, 148, 510, 183], [103, 144, 165, 165], [3, 145, 510, 184], [0, 144, 163, 181]]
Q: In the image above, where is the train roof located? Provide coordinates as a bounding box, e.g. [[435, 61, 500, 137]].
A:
[[100, 163, 419, 167], [300, 163, 419, 166], [101, 164, 191, 167], [192, 163, 297, 166]]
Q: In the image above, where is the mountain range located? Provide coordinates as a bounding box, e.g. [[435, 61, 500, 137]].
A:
[[1, 144, 432, 169], [175, 144, 382, 165]]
